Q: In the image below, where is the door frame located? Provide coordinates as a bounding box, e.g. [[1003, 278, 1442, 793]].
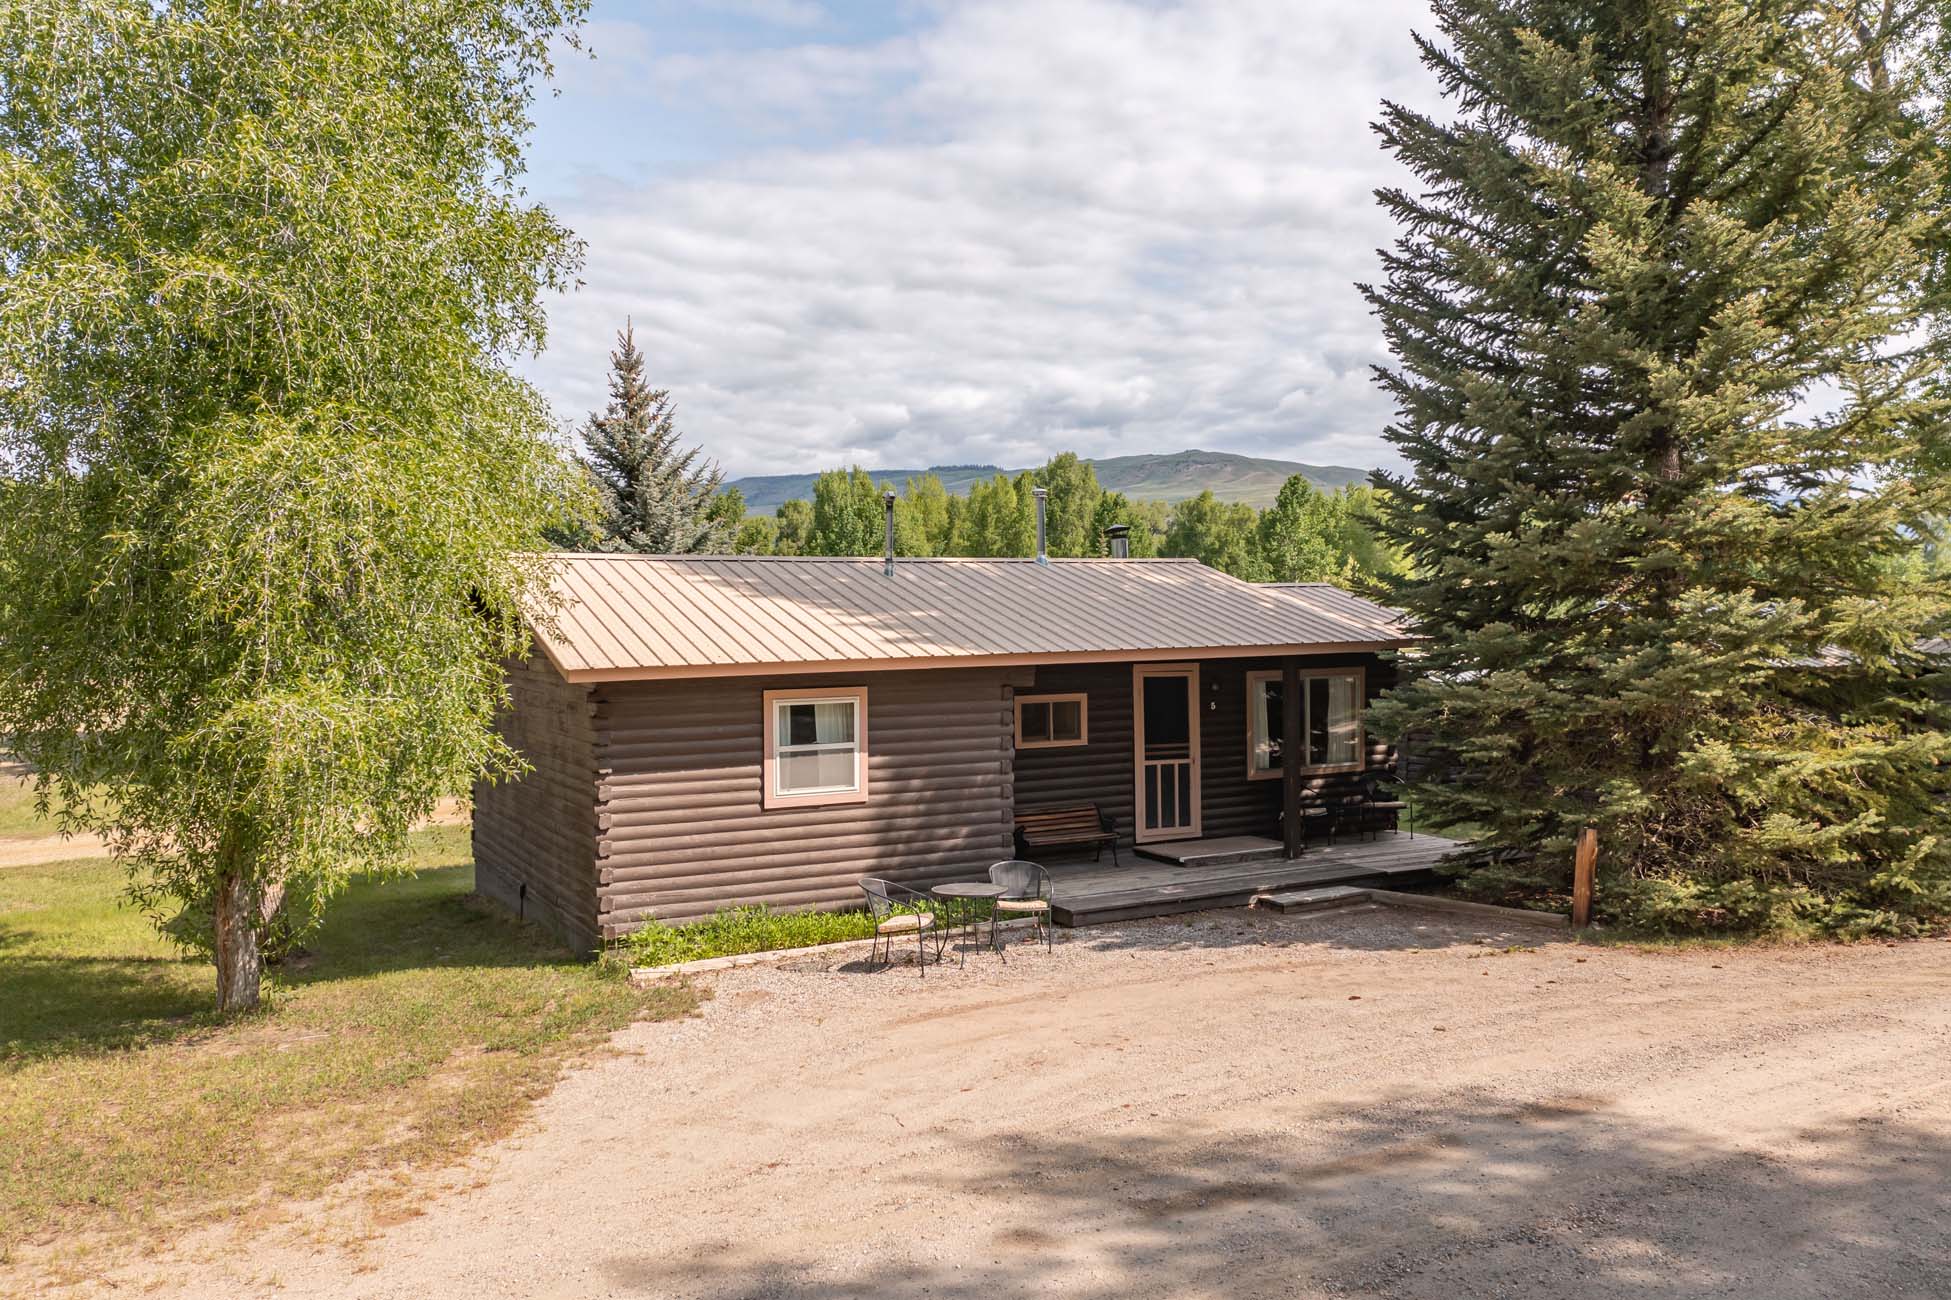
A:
[[1131, 662, 1201, 843]]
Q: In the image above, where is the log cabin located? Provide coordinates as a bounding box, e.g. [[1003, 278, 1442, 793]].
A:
[[475, 498, 1416, 952]]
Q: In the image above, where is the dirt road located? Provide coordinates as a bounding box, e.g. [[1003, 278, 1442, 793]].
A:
[[107, 905, 1951, 1298]]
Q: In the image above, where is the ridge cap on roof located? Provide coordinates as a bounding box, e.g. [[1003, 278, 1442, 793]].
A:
[[547, 552, 1205, 565]]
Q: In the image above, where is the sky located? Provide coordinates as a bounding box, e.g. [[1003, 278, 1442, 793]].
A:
[[521, 0, 1444, 480]]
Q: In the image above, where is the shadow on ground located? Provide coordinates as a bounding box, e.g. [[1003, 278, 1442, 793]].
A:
[[1065, 903, 1568, 955], [778, 905, 1567, 978], [600, 1090, 1951, 1299]]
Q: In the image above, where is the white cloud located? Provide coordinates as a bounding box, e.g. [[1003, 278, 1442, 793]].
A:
[[528, 0, 1442, 478]]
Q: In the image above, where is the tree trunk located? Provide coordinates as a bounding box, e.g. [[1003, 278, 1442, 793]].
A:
[[213, 870, 263, 1012]]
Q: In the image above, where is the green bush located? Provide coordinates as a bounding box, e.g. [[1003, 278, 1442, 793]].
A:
[[617, 904, 885, 968], [1440, 846, 1951, 939], [1594, 873, 1947, 940]]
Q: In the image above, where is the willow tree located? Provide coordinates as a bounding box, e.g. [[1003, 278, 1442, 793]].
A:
[[0, 0, 589, 1008], [1366, 2, 1951, 932]]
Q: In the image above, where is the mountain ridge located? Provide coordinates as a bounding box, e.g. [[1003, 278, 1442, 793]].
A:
[[729, 448, 1372, 513]]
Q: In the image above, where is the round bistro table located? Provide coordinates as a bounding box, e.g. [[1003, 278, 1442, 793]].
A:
[[930, 881, 1008, 963]]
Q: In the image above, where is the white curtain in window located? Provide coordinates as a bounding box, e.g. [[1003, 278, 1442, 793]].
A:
[[1324, 675, 1360, 767], [1252, 679, 1282, 771], [776, 699, 859, 794], [812, 701, 854, 744]]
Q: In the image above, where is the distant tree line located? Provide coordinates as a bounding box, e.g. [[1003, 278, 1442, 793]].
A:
[[712, 454, 1407, 586], [560, 331, 1406, 586]]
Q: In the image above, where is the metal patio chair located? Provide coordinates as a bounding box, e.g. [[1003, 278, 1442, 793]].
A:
[[859, 877, 939, 977], [1353, 770, 1412, 839], [987, 859, 1054, 954]]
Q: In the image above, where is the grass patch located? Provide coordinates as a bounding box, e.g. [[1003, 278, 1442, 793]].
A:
[[1576, 927, 1826, 953], [0, 773, 59, 838], [0, 825, 697, 1259], [619, 903, 889, 967]]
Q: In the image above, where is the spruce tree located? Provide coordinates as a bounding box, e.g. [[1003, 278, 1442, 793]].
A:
[[1365, 2, 1951, 933], [580, 321, 729, 554]]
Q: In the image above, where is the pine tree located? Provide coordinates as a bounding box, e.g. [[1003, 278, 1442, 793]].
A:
[[581, 322, 729, 554], [1365, 2, 1951, 933]]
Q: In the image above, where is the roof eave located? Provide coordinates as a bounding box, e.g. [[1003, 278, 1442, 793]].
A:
[[551, 639, 1414, 683]]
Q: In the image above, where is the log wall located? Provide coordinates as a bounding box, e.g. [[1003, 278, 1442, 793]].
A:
[[472, 653, 602, 953], [1012, 653, 1397, 846], [474, 649, 1400, 952], [594, 667, 1028, 934]]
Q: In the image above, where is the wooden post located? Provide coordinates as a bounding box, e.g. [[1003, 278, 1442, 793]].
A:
[[1572, 826, 1597, 928], [1282, 657, 1303, 859]]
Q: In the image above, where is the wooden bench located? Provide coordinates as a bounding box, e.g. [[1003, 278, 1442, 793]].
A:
[[1015, 803, 1121, 865]]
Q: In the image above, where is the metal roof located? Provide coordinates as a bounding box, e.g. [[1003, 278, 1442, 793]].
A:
[[1261, 582, 1409, 628], [531, 554, 1414, 681]]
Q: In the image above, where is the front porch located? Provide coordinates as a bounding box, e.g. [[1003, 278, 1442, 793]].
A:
[[1046, 832, 1463, 927]]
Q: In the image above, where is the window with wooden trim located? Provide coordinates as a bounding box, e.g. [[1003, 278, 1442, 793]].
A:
[[1015, 692, 1088, 749], [762, 687, 868, 807], [1246, 670, 1363, 778]]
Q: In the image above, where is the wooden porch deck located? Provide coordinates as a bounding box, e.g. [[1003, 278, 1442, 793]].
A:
[[1046, 833, 1463, 927]]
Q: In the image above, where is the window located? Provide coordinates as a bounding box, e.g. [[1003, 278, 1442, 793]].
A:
[[1246, 670, 1363, 777], [762, 687, 868, 807], [1015, 693, 1088, 749]]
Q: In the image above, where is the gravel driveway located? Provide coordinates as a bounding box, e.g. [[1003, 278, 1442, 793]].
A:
[[111, 904, 1951, 1298]]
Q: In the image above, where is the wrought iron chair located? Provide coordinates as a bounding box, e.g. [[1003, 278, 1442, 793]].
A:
[[859, 878, 938, 977], [1354, 770, 1412, 839], [1277, 801, 1330, 852], [987, 860, 1054, 954]]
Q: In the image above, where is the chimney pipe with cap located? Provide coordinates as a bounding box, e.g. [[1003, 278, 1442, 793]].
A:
[[882, 490, 897, 577], [1105, 524, 1130, 559], [1032, 487, 1049, 566]]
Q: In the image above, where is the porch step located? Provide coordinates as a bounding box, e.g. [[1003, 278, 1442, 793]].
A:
[[1133, 835, 1286, 868], [1254, 885, 1372, 914]]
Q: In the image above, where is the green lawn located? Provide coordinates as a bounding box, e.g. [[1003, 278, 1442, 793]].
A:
[[0, 826, 696, 1260], [0, 774, 59, 838]]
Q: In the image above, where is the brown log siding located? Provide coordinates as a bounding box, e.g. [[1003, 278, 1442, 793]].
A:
[[472, 653, 602, 954], [476, 649, 1399, 953], [1012, 654, 1397, 845], [1009, 663, 1137, 844], [594, 667, 1026, 934]]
